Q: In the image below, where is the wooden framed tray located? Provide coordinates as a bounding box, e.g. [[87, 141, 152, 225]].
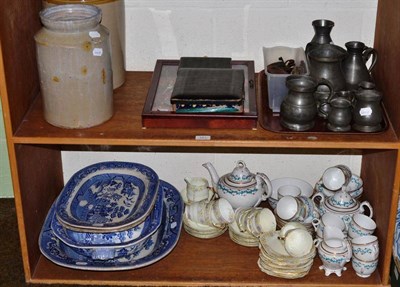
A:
[[141, 60, 257, 129], [257, 70, 388, 134]]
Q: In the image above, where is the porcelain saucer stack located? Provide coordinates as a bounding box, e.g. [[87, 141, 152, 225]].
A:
[[38, 161, 183, 271], [258, 224, 316, 279]]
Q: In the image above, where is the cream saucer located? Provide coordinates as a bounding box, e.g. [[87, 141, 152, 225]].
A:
[[183, 213, 226, 239]]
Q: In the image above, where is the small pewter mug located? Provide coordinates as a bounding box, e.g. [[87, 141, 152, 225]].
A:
[[327, 97, 353, 132]]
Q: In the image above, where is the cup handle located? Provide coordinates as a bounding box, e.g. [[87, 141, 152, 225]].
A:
[[344, 239, 352, 261], [316, 78, 335, 117], [314, 238, 321, 247], [312, 218, 321, 231], [312, 192, 325, 207], [360, 201, 374, 218], [363, 47, 378, 72]]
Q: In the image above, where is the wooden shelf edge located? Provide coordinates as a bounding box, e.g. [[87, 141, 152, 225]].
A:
[[9, 71, 398, 149]]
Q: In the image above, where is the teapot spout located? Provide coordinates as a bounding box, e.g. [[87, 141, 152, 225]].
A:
[[202, 162, 219, 192]]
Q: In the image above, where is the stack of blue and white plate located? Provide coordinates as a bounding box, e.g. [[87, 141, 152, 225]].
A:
[[39, 161, 183, 271]]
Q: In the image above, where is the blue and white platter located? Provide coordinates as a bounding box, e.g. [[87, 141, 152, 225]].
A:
[[51, 181, 164, 248], [55, 161, 159, 232], [39, 180, 183, 271]]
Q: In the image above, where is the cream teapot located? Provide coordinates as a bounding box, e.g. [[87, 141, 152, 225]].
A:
[[202, 161, 272, 209]]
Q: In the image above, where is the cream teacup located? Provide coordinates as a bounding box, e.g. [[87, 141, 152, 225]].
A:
[[276, 195, 306, 221], [313, 212, 346, 240], [245, 208, 276, 237], [348, 214, 377, 239], [351, 257, 378, 278], [322, 165, 351, 190], [185, 200, 212, 225], [351, 235, 379, 261], [210, 198, 234, 225]]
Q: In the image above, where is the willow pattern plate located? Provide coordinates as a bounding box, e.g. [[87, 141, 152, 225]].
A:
[[55, 161, 159, 233]]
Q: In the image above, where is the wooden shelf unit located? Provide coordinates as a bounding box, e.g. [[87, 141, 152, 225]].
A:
[[1, 0, 400, 286]]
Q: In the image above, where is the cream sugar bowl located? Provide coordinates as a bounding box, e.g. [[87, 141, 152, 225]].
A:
[[312, 188, 373, 229]]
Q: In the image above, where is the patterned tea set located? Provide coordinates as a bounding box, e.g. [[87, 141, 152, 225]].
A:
[[38, 161, 184, 271], [37, 159, 379, 277], [182, 160, 379, 279]]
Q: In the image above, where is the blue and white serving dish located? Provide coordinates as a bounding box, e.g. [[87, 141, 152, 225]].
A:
[[55, 161, 159, 233], [51, 180, 164, 247], [39, 180, 183, 270]]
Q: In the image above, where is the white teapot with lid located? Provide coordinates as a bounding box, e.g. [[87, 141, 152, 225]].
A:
[[202, 160, 272, 209], [312, 187, 373, 229]]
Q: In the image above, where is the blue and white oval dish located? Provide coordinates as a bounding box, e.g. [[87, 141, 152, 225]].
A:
[[55, 161, 159, 233], [39, 180, 183, 270], [51, 180, 164, 247]]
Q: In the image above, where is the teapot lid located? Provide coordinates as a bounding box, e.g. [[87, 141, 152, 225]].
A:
[[326, 188, 358, 211], [227, 160, 254, 184]]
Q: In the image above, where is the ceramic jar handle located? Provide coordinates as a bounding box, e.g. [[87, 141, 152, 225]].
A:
[[256, 172, 273, 202], [360, 201, 374, 218]]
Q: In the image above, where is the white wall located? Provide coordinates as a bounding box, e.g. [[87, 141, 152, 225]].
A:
[[61, 0, 376, 191], [124, 0, 378, 71], [62, 152, 362, 193]]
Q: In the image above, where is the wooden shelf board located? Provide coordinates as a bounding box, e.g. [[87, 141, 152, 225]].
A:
[[12, 72, 398, 149], [31, 231, 384, 286]]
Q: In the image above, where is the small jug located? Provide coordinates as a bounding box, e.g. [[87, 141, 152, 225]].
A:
[[352, 81, 383, 132], [280, 75, 334, 131], [342, 41, 377, 91], [316, 237, 352, 276]]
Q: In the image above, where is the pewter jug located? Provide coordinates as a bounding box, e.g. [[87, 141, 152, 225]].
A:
[[280, 75, 333, 131], [308, 44, 347, 92], [342, 41, 377, 91], [352, 82, 383, 132], [305, 19, 335, 55]]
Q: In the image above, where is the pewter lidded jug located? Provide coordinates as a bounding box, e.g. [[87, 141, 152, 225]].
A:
[[352, 81, 383, 132], [305, 19, 335, 55], [308, 44, 347, 92], [342, 41, 377, 91]]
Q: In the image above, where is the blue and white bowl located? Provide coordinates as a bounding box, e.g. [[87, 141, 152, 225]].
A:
[[55, 161, 159, 233], [51, 182, 164, 246]]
